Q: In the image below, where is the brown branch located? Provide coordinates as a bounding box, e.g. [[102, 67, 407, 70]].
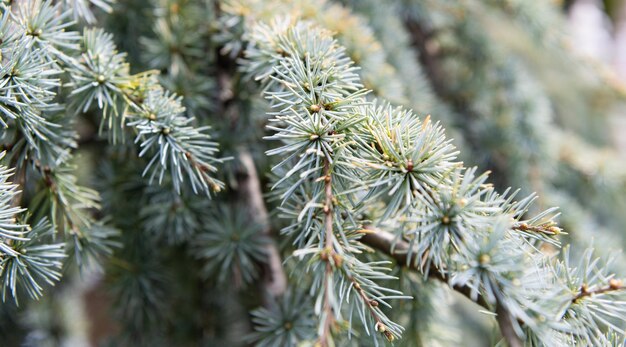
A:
[[323, 161, 333, 253], [404, 17, 515, 189], [348, 273, 396, 342], [236, 149, 287, 302], [317, 164, 394, 343], [495, 301, 522, 347], [572, 279, 625, 303], [7, 131, 26, 209], [41, 167, 83, 236], [183, 151, 221, 192], [212, 19, 287, 306], [9, 165, 26, 209], [513, 222, 561, 236], [404, 20, 448, 101], [319, 158, 335, 347], [360, 230, 523, 347]]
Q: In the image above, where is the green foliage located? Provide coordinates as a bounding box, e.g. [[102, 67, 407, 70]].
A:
[[0, 152, 64, 304], [0, 0, 223, 306], [0, 218, 64, 304], [193, 206, 269, 286], [1, 1, 626, 347], [248, 290, 316, 346]]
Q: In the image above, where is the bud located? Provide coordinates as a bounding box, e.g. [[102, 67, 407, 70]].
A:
[[375, 322, 386, 332], [458, 198, 468, 207], [609, 278, 622, 290], [581, 284, 589, 294], [547, 226, 561, 234], [332, 254, 343, 267], [479, 254, 491, 265]]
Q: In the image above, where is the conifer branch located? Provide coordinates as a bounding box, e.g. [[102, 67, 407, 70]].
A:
[[215, 26, 287, 299], [572, 279, 626, 304], [2, 1, 626, 346], [360, 230, 482, 303], [512, 221, 561, 237], [360, 230, 522, 346], [348, 273, 395, 342]]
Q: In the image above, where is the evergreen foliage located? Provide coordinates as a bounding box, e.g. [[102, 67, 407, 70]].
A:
[[1, 0, 626, 346]]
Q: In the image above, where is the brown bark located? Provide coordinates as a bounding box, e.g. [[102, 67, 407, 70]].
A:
[[236, 149, 287, 302], [360, 230, 523, 347]]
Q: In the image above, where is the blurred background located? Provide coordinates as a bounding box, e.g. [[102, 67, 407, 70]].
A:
[[573, 0, 626, 152]]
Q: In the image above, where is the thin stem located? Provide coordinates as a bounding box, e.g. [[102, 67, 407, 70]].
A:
[[318, 165, 393, 343], [183, 151, 221, 192], [8, 131, 25, 209], [513, 222, 561, 236], [572, 280, 625, 303], [347, 274, 395, 341], [9, 165, 25, 210], [324, 161, 333, 252], [41, 168, 83, 236], [360, 230, 522, 347], [319, 158, 335, 347]]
